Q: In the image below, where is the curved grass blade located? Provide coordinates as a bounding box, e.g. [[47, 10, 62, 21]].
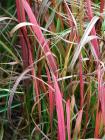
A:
[[0, 17, 13, 22], [70, 16, 99, 70], [73, 110, 83, 139], [52, 73, 65, 140], [16, 0, 42, 119], [7, 68, 32, 124], [21, 0, 57, 75], [86, 0, 99, 56], [10, 22, 34, 37]]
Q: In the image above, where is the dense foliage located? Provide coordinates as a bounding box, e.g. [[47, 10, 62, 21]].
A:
[[0, 0, 105, 139]]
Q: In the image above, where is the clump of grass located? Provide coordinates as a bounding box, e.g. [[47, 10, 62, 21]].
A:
[[0, 0, 105, 139]]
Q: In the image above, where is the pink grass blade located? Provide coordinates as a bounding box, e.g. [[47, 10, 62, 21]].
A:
[[99, 86, 105, 125], [16, 0, 41, 119], [16, 0, 29, 68], [79, 54, 84, 109], [52, 73, 65, 140], [100, 0, 105, 13], [95, 64, 101, 138], [94, 65, 101, 137], [66, 99, 71, 140], [64, 0, 77, 29], [21, 0, 57, 76], [94, 64, 105, 138], [85, 0, 99, 57], [46, 67, 54, 129], [95, 65, 104, 138], [73, 110, 83, 139], [94, 105, 102, 138]]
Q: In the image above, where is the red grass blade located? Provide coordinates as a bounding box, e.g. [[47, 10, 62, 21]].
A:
[[73, 110, 83, 139], [99, 86, 105, 125], [16, 0, 29, 68], [52, 73, 65, 140], [94, 109, 102, 138], [95, 65, 104, 138], [66, 99, 71, 140], [46, 67, 54, 129], [21, 0, 58, 76], [79, 54, 84, 109], [94, 65, 101, 137], [100, 0, 105, 13], [16, 0, 41, 119], [64, 0, 77, 28], [85, 0, 99, 57]]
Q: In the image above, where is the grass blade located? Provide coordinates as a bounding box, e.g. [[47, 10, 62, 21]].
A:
[[22, 0, 57, 75], [73, 110, 83, 139], [52, 73, 65, 140], [70, 16, 99, 69], [46, 67, 54, 129], [66, 99, 71, 140], [16, 0, 41, 119], [86, 0, 99, 56]]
